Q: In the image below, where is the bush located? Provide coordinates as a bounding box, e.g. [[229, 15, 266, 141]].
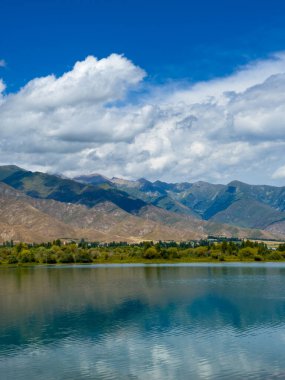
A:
[[166, 247, 181, 259], [7, 255, 18, 264], [74, 250, 92, 263], [267, 251, 282, 261], [90, 250, 100, 260], [18, 249, 35, 263], [211, 251, 219, 260], [280, 251, 285, 259], [192, 246, 209, 258], [143, 247, 160, 259], [238, 247, 257, 260], [254, 254, 264, 261], [44, 251, 57, 264], [57, 252, 74, 263]]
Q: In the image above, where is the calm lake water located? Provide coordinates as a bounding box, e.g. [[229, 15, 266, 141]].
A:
[[1, 263, 285, 379]]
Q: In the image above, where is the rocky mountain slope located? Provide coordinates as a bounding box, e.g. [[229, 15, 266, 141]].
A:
[[0, 165, 146, 213], [0, 165, 284, 242], [100, 176, 285, 233], [76, 174, 285, 233]]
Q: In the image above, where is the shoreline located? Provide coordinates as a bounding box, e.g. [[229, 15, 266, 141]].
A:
[[2, 258, 285, 268]]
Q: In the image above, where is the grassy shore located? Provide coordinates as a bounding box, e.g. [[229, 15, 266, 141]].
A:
[[1, 256, 285, 267], [1, 239, 285, 265]]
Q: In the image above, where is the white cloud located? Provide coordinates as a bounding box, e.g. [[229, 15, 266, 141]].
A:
[[0, 59, 6, 68], [18, 54, 145, 108], [152, 52, 285, 106], [0, 52, 285, 185], [272, 165, 285, 179], [0, 79, 5, 92]]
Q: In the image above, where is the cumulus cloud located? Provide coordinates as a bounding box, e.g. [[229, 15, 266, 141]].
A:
[[272, 165, 285, 179], [0, 52, 285, 185], [0, 79, 5, 92], [18, 54, 145, 108]]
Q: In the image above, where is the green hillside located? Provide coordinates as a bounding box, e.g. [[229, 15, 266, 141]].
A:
[[0, 166, 146, 213]]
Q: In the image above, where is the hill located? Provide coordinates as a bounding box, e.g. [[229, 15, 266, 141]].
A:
[[104, 177, 285, 233], [0, 165, 146, 213], [0, 165, 284, 242]]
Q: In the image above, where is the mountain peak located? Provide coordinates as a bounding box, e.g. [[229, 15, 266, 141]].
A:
[[74, 173, 111, 185], [138, 178, 152, 184], [227, 180, 246, 187], [192, 180, 215, 187], [0, 164, 28, 181], [0, 165, 284, 241]]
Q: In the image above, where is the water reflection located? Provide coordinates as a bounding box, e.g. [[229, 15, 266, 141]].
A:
[[1, 264, 285, 379]]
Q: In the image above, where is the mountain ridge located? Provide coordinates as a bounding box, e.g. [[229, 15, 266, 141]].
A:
[[0, 181, 280, 243], [71, 171, 285, 233], [0, 165, 284, 242]]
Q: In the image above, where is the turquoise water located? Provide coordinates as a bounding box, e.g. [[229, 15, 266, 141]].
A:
[[1, 263, 285, 379]]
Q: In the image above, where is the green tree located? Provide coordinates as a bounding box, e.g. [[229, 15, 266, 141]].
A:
[[18, 249, 35, 263], [143, 247, 159, 259], [238, 247, 257, 260]]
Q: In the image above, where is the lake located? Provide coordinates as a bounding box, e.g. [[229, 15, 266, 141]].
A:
[[1, 263, 285, 379]]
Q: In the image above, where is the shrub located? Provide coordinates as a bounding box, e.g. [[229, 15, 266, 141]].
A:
[[267, 251, 282, 261], [18, 249, 35, 263], [74, 250, 92, 263], [166, 247, 181, 259], [280, 251, 285, 259], [238, 247, 257, 260], [90, 250, 100, 260], [44, 250, 57, 264], [211, 251, 219, 260], [192, 246, 209, 257], [57, 252, 74, 263], [7, 255, 18, 264], [143, 247, 160, 259], [254, 254, 264, 261]]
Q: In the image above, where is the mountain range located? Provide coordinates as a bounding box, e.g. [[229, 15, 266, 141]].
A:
[[0, 165, 284, 243]]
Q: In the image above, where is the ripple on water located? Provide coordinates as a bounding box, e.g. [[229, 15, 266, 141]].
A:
[[1, 265, 285, 379]]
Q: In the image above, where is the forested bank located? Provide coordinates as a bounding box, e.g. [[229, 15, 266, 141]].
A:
[[0, 239, 285, 264]]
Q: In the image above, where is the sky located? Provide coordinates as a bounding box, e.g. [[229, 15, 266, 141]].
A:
[[1, 0, 285, 185]]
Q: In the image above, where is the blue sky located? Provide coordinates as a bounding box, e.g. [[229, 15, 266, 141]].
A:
[[0, 0, 285, 185], [2, 0, 285, 90]]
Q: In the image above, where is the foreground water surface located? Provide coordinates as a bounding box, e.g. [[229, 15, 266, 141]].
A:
[[1, 263, 285, 379]]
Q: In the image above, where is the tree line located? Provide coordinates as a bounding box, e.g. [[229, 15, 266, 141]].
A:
[[0, 239, 285, 264]]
